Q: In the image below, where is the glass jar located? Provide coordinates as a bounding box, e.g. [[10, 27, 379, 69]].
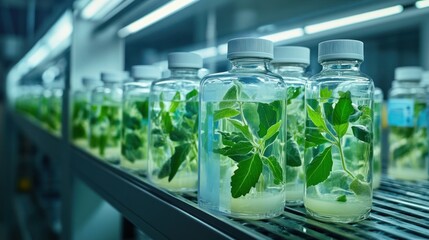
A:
[[373, 87, 383, 189], [148, 53, 202, 192], [199, 38, 286, 219], [40, 81, 63, 136], [388, 67, 428, 180], [121, 65, 161, 174], [89, 71, 128, 163], [304, 39, 373, 223], [16, 85, 43, 120], [271, 46, 310, 206], [71, 77, 101, 148]]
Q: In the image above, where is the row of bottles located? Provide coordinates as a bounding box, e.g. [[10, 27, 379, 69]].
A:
[[66, 38, 375, 223], [387, 67, 429, 181], [21, 37, 428, 223]]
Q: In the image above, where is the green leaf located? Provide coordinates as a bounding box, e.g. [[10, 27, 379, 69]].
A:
[[306, 146, 333, 187], [169, 91, 181, 112], [99, 134, 107, 156], [348, 105, 362, 122], [286, 139, 301, 167], [334, 123, 349, 138], [231, 154, 263, 198], [169, 128, 191, 142], [219, 85, 237, 108], [218, 131, 247, 146], [214, 108, 240, 121], [320, 88, 333, 99], [228, 119, 253, 141], [159, 93, 165, 111], [352, 125, 372, 143], [333, 91, 354, 126], [185, 101, 198, 117], [168, 143, 192, 181], [257, 103, 277, 138], [269, 100, 283, 122], [125, 133, 142, 149], [305, 128, 329, 148], [123, 113, 140, 130], [243, 103, 260, 134], [214, 141, 253, 156], [72, 123, 86, 140], [337, 195, 347, 202], [185, 89, 198, 100], [151, 128, 165, 148], [135, 100, 149, 118], [264, 156, 283, 184], [350, 178, 371, 196], [287, 87, 303, 105], [323, 102, 334, 124], [307, 104, 327, 130], [161, 112, 173, 133], [262, 120, 282, 141]]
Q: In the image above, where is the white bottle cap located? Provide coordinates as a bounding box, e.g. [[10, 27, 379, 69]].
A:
[[227, 37, 273, 60], [101, 71, 129, 83], [168, 52, 203, 69], [318, 39, 364, 63], [394, 66, 422, 81], [131, 65, 162, 80], [82, 77, 101, 89], [272, 46, 310, 65], [420, 71, 429, 86]]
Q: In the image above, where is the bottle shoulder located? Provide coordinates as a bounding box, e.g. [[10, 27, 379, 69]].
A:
[[201, 70, 284, 86]]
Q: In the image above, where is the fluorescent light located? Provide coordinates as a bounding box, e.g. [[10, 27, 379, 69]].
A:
[[27, 46, 50, 67], [118, 0, 199, 37], [47, 11, 73, 49], [304, 5, 403, 34], [192, 47, 217, 58], [81, 0, 123, 20], [416, 0, 429, 8], [261, 28, 304, 42]]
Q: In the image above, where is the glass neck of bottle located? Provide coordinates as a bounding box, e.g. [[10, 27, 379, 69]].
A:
[[230, 58, 271, 72], [103, 81, 123, 88], [169, 68, 199, 78], [321, 60, 361, 71], [272, 63, 307, 75]]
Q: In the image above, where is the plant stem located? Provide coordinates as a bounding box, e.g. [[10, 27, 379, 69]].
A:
[[336, 138, 355, 179]]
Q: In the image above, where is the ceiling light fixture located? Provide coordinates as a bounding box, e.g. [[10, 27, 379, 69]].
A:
[[304, 5, 403, 34], [118, 0, 199, 38]]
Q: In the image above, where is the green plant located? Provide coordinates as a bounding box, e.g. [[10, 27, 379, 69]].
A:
[[121, 99, 149, 163], [89, 105, 121, 156], [305, 89, 372, 202], [151, 89, 199, 181], [71, 99, 90, 140], [285, 86, 305, 183], [213, 85, 285, 198]]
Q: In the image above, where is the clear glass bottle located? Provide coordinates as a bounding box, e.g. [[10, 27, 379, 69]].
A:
[[40, 81, 64, 136], [388, 67, 428, 180], [16, 85, 43, 120], [272, 46, 310, 206], [89, 71, 128, 163], [199, 38, 286, 220], [373, 87, 383, 189], [148, 53, 202, 192], [121, 65, 161, 175], [304, 39, 373, 223], [71, 77, 101, 148]]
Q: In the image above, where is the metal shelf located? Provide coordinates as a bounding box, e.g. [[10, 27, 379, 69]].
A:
[[11, 111, 429, 239]]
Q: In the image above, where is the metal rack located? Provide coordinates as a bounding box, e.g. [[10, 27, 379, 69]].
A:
[[9, 111, 429, 239]]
